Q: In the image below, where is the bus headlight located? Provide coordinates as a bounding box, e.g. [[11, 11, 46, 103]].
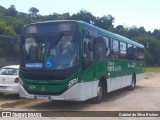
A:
[[68, 78, 78, 88]]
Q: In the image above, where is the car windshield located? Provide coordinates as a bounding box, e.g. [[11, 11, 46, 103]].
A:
[[24, 34, 80, 69], [0, 68, 19, 75]]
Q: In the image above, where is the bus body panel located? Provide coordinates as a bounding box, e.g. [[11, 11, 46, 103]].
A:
[[19, 80, 99, 101]]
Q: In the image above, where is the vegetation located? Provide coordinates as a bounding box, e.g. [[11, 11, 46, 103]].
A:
[[145, 67, 160, 73], [0, 5, 160, 66]]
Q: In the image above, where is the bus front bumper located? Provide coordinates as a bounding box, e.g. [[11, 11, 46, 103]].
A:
[[19, 80, 99, 101]]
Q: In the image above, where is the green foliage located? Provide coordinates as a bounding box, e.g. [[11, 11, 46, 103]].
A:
[[132, 36, 160, 66], [0, 5, 160, 66], [0, 5, 6, 16], [28, 7, 39, 18], [71, 10, 95, 23], [145, 67, 160, 73], [4, 5, 18, 16], [0, 20, 16, 35]]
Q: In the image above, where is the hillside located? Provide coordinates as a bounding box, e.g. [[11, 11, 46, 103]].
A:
[[0, 5, 160, 66]]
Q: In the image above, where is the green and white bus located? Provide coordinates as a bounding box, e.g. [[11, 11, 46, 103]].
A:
[[19, 20, 145, 103]]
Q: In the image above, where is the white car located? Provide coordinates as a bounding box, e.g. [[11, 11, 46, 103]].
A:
[[0, 65, 19, 96]]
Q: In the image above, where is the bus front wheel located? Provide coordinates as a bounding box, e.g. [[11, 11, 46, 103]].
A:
[[90, 81, 103, 103]]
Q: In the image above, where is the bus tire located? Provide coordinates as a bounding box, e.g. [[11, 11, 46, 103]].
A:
[[128, 74, 136, 90], [90, 81, 103, 104]]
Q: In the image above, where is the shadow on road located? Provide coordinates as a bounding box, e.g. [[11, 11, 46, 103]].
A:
[[23, 85, 145, 111]]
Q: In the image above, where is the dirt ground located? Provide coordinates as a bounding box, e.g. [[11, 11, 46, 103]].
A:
[[0, 72, 160, 120]]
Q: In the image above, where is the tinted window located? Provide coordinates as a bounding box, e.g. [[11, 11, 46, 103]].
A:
[[137, 47, 144, 60], [120, 41, 127, 59], [95, 36, 105, 59], [127, 44, 136, 60], [104, 36, 110, 57], [111, 39, 119, 59], [0, 68, 18, 75], [83, 31, 95, 61], [24, 35, 80, 69], [112, 39, 119, 51]]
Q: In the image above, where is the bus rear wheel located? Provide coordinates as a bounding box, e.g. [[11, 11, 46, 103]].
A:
[[90, 81, 103, 104]]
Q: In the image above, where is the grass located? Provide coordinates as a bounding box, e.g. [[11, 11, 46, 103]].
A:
[[145, 67, 160, 73]]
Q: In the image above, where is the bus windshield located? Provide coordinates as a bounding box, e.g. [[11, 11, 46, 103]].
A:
[[24, 34, 80, 69]]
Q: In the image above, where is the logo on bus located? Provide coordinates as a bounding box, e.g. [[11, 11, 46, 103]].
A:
[[45, 58, 54, 68], [107, 61, 121, 72], [128, 61, 136, 67]]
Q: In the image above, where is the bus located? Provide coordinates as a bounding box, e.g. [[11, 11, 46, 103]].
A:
[[19, 20, 145, 103]]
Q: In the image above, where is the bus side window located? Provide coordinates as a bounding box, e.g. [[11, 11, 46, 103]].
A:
[[96, 36, 105, 59], [120, 41, 127, 59], [83, 30, 95, 61], [111, 39, 119, 59], [133, 46, 137, 60], [138, 47, 144, 61], [104, 36, 110, 58], [126, 44, 136, 60], [135, 46, 139, 60]]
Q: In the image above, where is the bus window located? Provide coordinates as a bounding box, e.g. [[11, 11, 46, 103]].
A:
[[135, 46, 139, 60], [120, 41, 127, 59], [96, 36, 105, 59], [111, 39, 119, 59], [133, 46, 137, 60], [141, 48, 144, 60], [138, 47, 144, 60], [24, 37, 37, 60], [83, 30, 95, 61], [127, 44, 136, 60], [104, 36, 110, 57]]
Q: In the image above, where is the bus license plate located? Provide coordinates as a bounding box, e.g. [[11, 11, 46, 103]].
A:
[[36, 95, 49, 100]]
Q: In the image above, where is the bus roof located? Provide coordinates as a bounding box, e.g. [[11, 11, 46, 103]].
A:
[[25, 20, 144, 48]]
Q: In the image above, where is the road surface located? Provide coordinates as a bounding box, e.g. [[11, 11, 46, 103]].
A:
[[0, 72, 160, 120]]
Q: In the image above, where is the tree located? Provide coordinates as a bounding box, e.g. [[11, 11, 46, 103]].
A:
[[71, 10, 95, 24], [95, 15, 114, 30], [152, 29, 160, 40], [4, 5, 18, 16], [28, 7, 39, 18], [0, 5, 6, 16], [138, 27, 146, 34], [0, 20, 16, 35], [125, 26, 139, 39], [133, 36, 160, 65], [114, 25, 127, 36]]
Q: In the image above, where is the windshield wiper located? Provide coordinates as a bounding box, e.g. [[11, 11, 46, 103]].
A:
[[47, 32, 64, 58], [50, 32, 63, 49]]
